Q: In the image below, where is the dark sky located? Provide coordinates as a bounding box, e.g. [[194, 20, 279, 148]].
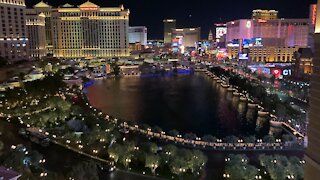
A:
[[27, 0, 317, 39]]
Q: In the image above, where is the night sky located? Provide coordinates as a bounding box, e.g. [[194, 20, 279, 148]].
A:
[[27, 0, 317, 39]]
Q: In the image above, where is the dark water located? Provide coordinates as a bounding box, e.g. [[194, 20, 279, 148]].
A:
[[87, 73, 254, 137]]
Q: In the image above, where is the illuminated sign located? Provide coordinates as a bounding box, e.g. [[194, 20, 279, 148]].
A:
[[239, 53, 249, 60], [246, 21, 252, 28], [253, 38, 263, 47], [282, 69, 292, 76], [312, 4, 317, 25], [216, 27, 227, 39], [272, 69, 281, 77], [80, 7, 99, 11], [272, 68, 292, 77]]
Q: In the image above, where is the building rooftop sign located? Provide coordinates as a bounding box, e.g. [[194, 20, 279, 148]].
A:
[[79, 1, 99, 11]]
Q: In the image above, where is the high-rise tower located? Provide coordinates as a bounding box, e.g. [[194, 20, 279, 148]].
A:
[[163, 19, 176, 44], [305, 0, 320, 178], [0, 0, 29, 62]]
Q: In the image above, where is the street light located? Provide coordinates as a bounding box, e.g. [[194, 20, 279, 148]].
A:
[[223, 173, 230, 179]]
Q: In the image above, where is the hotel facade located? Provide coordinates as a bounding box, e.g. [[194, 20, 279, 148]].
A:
[[0, 0, 29, 62], [226, 18, 310, 47], [305, 0, 320, 178], [26, 9, 46, 58], [51, 2, 130, 58]]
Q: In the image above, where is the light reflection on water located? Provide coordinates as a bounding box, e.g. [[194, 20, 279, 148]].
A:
[[87, 73, 257, 137]]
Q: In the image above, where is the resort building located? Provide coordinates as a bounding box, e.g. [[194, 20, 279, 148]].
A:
[[51, 1, 130, 58], [26, 9, 46, 58], [0, 0, 29, 62]]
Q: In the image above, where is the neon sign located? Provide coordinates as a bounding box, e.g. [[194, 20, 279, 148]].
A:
[[272, 69, 281, 77], [312, 4, 317, 25]]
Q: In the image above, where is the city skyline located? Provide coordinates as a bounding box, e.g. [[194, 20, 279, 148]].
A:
[[26, 0, 317, 39]]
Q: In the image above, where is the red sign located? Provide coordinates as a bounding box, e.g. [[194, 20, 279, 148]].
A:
[[312, 4, 317, 25], [272, 69, 281, 77]]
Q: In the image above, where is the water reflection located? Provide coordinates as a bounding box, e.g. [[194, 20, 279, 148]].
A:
[[87, 73, 263, 138]]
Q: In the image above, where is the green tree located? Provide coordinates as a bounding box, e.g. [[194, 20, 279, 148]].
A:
[[263, 135, 276, 143], [168, 129, 179, 137], [108, 144, 124, 164], [244, 135, 256, 143], [145, 154, 160, 175], [202, 135, 217, 142], [189, 150, 208, 174], [169, 157, 188, 178], [152, 126, 163, 133]]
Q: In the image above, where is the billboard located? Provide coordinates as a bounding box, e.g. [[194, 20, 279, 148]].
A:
[[216, 27, 227, 39], [239, 53, 249, 60]]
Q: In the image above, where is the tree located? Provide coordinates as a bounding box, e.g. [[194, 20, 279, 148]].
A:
[[68, 160, 99, 180], [3, 147, 26, 171], [163, 144, 178, 157], [282, 134, 294, 143], [121, 153, 133, 169], [189, 150, 208, 174], [202, 135, 217, 142], [184, 133, 197, 140], [263, 135, 276, 143], [145, 154, 160, 175], [168, 129, 179, 137], [243, 165, 259, 180], [161, 144, 178, 164], [223, 135, 239, 144], [244, 135, 256, 143], [108, 144, 124, 164], [169, 157, 188, 178], [143, 142, 158, 154], [152, 126, 163, 133], [28, 151, 44, 167]]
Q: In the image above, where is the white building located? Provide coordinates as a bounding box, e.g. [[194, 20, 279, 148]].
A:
[[0, 0, 29, 62], [129, 26, 147, 46], [51, 1, 130, 58]]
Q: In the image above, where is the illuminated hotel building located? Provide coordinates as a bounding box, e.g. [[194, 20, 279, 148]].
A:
[[305, 0, 320, 178], [30, 1, 53, 53], [226, 18, 310, 47], [227, 45, 299, 63], [171, 28, 201, 48], [26, 9, 46, 58], [163, 19, 176, 44], [0, 0, 29, 62], [51, 1, 130, 58], [252, 9, 278, 20]]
